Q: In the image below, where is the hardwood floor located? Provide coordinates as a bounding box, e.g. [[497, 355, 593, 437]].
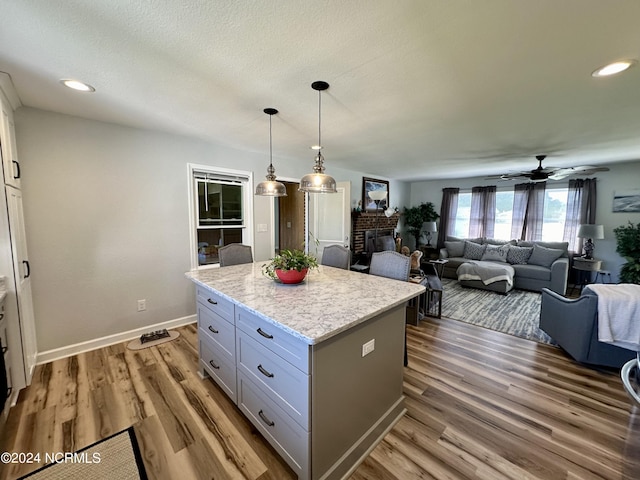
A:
[[1, 318, 638, 479]]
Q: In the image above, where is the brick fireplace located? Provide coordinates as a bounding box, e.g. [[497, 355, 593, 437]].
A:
[[351, 211, 400, 255]]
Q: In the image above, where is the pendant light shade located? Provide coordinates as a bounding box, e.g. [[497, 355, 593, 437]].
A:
[[255, 108, 287, 197], [299, 81, 337, 194]]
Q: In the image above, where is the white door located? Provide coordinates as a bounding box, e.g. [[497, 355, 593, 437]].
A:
[[307, 181, 351, 262], [6, 186, 36, 383]]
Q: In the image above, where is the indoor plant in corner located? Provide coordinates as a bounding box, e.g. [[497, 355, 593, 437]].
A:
[[262, 249, 319, 284], [613, 221, 640, 284], [403, 202, 440, 249]]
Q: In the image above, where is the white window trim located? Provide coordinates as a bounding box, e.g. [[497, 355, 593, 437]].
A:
[[187, 163, 254, 269]]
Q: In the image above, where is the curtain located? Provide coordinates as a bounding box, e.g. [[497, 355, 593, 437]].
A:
[[469, 186, 496, 238], [511, 182, 546, 240], [564, 178, 597, 253], [437, 188, 459, 248]]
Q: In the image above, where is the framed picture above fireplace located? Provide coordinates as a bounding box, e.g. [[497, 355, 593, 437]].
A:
[[362, 177, 389, 212]]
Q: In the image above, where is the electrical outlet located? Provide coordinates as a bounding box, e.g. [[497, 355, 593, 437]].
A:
[[362, 339, 375, 357], [137, 299, 146, 312]]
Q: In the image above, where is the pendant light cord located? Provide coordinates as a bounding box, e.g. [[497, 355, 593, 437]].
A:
[[269, 113, 273, 168], [317, 88, 322, 148]]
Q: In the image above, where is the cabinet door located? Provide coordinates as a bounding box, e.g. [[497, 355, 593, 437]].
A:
[[6, 187, 36, 383], [0, 96, 20, 189]]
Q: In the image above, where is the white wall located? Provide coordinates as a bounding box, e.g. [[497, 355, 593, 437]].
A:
[[15, 107, 410, 355], [408, 161, 640, 282]]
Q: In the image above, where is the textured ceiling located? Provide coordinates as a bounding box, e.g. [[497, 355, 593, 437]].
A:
[[2, 0, 640, 181]]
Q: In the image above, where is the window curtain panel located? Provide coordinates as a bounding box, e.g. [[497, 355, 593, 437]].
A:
[[511, 182, 546, 241], [469, 186, 496, 239], [564, 178, 597, 253], [437, 187, 459, 248]]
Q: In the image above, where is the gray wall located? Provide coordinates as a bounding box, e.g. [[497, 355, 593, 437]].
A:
[[15, 107, 410, 354], [409, 161, 640, 283]]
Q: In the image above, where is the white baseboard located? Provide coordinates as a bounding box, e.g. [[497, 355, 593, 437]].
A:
[[36, 314, 197, 365]]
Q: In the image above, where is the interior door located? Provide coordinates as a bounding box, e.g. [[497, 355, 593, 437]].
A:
[[307, 181, 351, 262]]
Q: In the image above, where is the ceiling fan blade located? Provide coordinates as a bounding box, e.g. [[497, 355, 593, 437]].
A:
[[548, 165, 610, 180]]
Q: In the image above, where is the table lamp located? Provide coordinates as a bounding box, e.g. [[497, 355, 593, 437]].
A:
[[422, 221, 437, 247], [577, 224, 604, 259]]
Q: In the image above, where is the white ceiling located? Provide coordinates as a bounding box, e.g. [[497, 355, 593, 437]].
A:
[[2, 0, 640, 182]]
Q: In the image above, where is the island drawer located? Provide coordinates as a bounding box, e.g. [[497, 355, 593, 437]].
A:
[[200, 338, 237, 403], [236, 307, 310, 374], [237, 372, 308, 477], [198, 304, 235, 360], [196, 286, 234, 321], [237, 330, 310, 429]]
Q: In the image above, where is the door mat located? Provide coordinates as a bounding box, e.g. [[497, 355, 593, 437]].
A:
[[127, 331, 180, 350]]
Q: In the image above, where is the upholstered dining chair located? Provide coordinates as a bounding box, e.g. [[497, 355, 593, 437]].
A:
[[369, 250, 412, 366], [369, 250, 411, 281], [218, 243, 253, 267], [321, 245, 351, 270]]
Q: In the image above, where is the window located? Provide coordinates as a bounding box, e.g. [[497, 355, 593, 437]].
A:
[[189, 165, 253, 268], [452, 186, 569, 242]]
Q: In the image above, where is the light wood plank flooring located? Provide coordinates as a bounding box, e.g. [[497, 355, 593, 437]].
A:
[[1, 318, 638, 479]]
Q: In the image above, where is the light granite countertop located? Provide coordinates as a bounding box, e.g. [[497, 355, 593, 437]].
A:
[[186, 263, 425, 345]]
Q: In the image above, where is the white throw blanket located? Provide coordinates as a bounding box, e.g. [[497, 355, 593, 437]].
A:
[[457, 261, 515, 286], [586, 284, 640, 351]]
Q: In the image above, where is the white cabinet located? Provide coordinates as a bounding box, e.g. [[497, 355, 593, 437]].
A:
[[0, 73, 36, 403]]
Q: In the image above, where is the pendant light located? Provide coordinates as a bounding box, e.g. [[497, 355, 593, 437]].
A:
[[255, 108, 287, 197], [299, 81, 337, 193]]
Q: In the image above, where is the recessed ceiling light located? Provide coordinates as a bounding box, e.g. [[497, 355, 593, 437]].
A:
[[591, 60, 637, 77], [60, 79, 95, 92]]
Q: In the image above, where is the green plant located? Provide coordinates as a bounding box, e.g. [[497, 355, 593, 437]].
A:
[[613, 221, 640, 284], [403, 202, 440, 247], [262, 249, 319, 279]]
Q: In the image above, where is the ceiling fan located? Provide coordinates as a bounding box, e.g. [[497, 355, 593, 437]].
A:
[[485, 155, 610, 182]]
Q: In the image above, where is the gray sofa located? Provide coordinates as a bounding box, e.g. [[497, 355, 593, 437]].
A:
[[540, 287, 636, 368], [439, 236, 569, 294]]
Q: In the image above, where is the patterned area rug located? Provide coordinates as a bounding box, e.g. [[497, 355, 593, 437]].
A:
[[440, 279, 556, 345], [18, 427, 147, 480]]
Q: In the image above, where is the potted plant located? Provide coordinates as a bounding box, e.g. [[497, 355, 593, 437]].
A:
[[403, 202, 440, 248], [613, 221, 640, 284], [262, 249, 319, 284]]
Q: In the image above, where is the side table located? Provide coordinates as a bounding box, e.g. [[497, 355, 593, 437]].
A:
[[428, 258, 449, 279], [572, 257, 602, 294]]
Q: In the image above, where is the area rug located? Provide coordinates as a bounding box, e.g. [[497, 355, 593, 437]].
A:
[[19, 427, 147, 480], [440, 279, 555, 345]]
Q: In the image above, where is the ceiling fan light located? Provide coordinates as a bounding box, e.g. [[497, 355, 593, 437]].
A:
[[592, 60, 637, 77]]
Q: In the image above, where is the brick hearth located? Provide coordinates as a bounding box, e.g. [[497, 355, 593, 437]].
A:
[[351, 211, 400, 254]]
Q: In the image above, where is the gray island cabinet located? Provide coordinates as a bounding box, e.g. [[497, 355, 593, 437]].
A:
[[186, 263, 424, 480]]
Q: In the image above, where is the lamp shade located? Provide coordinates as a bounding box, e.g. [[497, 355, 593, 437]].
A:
[[422, 221, 437, 233], [368, 190, 387, 202], [577, 224, 604, 239]]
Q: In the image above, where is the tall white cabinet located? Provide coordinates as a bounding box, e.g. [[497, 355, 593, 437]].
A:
[[0, 72, 37, 413]]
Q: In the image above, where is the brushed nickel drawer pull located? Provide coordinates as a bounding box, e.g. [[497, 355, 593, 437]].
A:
[[208, 325, 219, 334], [257, 364, 274, 378], [257, 328, 273, 339], [258, 409, 275, 427], [207, 298, 217, 305], [209, 360, 220, 370]]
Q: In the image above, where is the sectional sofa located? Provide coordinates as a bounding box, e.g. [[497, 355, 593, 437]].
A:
[[439, 236, 570, 294]]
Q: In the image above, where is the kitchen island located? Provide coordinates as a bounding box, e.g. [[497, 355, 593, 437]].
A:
[[186, 262, 424, 480]]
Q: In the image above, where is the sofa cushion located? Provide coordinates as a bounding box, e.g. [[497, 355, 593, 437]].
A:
[[481, 244, 510, 263], [513, 264, 551, 280], [483, 238, 517, 246], [507, 246, 533, 265], [527, 243, 565, 267], [463, 241, 486, 260], [517, 240, 569, 257], [444, 240, 465, 257]]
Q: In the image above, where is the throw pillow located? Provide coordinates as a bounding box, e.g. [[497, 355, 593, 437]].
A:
[[444, 240, 465, 257], [481, 244, 510, 263], [463, 240, 486, 260], [507, 246, 533, 265], [527, 244, 564, 267]]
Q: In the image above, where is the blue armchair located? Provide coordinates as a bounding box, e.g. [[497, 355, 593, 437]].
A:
[[539, 288, 636, 368]]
